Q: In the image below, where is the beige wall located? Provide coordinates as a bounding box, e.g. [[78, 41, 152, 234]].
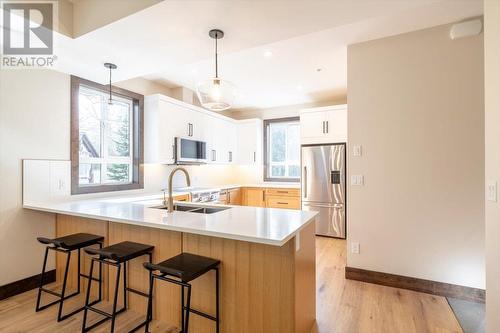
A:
[[72, 0, 162, 37], [347, 23, 485, 288], [0, 69, 237, 286], [484, 1, 500, 331]]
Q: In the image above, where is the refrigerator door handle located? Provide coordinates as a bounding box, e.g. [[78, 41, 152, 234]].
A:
[[303, 202, 342, 208], [303, 166, 307, 198]]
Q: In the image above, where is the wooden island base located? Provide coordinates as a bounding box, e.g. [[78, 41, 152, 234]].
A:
[[55, 214, 316, 333]]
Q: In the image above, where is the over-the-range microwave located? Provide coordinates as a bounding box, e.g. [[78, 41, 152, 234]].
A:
[[175, 137, 207, 164]]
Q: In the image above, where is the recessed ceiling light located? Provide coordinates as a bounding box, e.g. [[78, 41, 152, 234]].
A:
[[316, 68, 323, 72], [296, 85, 303, 91], [263, 50, 273, 58]]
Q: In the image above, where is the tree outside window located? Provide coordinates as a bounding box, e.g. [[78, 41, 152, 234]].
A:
[[264, 117, 300, 182]]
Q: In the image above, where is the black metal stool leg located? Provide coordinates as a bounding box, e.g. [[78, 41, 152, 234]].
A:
[[123, 261, 128, 309], [57, 250, 72, 321], [36, 246, 50, 312], [81, 258, 95, 333], [184, 284, 192, 333], [215, 267, 220, 333], [110, 263, 122, 333], [145, 272, 154, 333], [181, 285, 185, 332]]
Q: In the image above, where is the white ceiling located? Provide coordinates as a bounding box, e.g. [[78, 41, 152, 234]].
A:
[[46, 0, 483, 110]]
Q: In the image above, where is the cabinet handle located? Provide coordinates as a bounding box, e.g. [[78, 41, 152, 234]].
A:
[[229, 151, 232, 162], [326, 121, 329, 134], [277, 190, 288, 194], [322, 121, 325, 134], [253, 151, 256, 163], [172, 144, 175, 160], [188, 123, 193, 136], [304, 166, 307, 198], [277, 202, 288, 205], [212, 150, 216, 162], [262, 191, 266, 201]]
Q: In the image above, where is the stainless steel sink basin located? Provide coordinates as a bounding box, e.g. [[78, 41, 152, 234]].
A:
[[153, 203, 229, 214]]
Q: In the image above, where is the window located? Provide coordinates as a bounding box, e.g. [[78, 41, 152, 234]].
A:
[[264, 117, 300, 182], [71, 76, 144, 194]]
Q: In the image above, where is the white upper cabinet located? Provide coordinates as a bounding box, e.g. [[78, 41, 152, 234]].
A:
[[237, 119, 262, 165], [145, 94, 240, 165], [300, 105, 347, 144]]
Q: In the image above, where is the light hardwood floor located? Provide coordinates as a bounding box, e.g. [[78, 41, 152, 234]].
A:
[[0, 237, 463, 333], [312, 237, 463, 333]]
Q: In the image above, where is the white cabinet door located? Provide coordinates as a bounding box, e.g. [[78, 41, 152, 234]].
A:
[[300, 106, 347, 144], [237, 120, 262, 165], [300, 111, 327, 143], [324, 108, 347, 143]]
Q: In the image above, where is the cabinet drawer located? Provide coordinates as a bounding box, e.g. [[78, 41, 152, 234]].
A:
[[266, 196, 301, 210], [266, 188, 300, 197]]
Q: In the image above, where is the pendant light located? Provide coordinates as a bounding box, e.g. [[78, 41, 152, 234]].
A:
[[196, 29, 236, 112], [104, 62, 117, 105]]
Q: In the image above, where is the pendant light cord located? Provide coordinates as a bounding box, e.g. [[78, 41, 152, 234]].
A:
[[215, 31, 218, 78], [109, 65, 112, 103]]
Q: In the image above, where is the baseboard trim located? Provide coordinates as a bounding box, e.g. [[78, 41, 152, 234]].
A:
[[345, 267, 485, 303], [0, 269, 56, 301]]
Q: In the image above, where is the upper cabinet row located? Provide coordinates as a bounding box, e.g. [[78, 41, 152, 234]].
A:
[[144, 94, 262, 165], [300, 105, 347, 144]]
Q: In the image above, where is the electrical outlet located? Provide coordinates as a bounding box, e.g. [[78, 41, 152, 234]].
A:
[[351, 242, 360, 254], [353, 145, 362, 157]]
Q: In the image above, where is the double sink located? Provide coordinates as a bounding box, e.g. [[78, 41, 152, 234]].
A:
[[154, 203, 230, 215]]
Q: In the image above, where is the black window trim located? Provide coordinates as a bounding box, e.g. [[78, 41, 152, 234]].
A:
[[70, 75, 144, 195], [263, 116, 300, 183]]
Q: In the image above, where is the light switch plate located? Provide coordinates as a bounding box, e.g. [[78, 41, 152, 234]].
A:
[[351, 242, 360, 254], [351, 175, 364, 186], [487, 181, 497, 202], [353, 145, 362, 157]]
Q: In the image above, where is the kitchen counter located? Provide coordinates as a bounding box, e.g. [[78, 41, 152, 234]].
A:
[[24, 193, 315, 246]]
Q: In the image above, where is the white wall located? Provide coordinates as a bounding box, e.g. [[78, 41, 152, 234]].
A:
[[0, 70, 70, 285], [484, 1, 500, 331], [347, 23, 485, 288], [225, 99, 346, 120], [0, 69, 237, 286]]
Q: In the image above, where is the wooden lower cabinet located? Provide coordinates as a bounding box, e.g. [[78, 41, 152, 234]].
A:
[[265, 195, 301, 209], [220, 188, 242, 205], [241, 188, 266, 207], [173, 193, 190, 202], [241, 187, 301, 209]]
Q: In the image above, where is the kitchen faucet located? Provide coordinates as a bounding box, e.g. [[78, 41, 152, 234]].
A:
[[165, 167, 191, 213]]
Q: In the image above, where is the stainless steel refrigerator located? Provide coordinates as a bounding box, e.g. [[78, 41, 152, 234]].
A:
[[301, 144, 346, 238]]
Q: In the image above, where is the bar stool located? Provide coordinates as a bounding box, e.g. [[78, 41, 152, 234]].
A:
[[82, 241, 154, 333], [143, 253, 220, 333], [35, 233, 104, 321]]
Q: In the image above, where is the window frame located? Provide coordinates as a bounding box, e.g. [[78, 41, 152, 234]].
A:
[[70, 75, 144, 194], [263, 116, 300, 183]]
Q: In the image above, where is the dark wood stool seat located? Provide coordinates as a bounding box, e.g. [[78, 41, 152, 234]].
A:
[[144, 253, 220, 282], [37, 233, 104, 250], [82, 241, 154, 333], [143, 253, 221, 333], [85, 241, 154, 263], [35, 233, 104, 322]]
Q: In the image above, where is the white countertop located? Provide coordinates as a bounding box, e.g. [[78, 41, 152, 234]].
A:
[[24, 193, 316, 246]]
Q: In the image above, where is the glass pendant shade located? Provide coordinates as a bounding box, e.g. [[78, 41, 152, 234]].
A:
[[197, 29, 236, 112], [197, 77, 236, 112]]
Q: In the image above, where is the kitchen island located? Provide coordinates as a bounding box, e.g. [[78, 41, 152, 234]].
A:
[[25, 194, 317, 333]]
